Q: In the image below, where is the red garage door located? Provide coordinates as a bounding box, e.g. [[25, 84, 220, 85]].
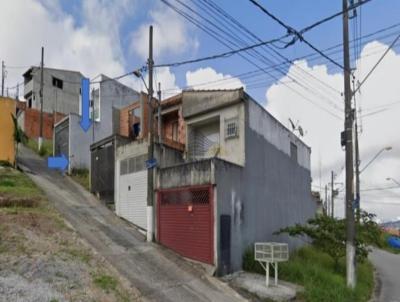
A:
[[157, 185, 214, 265]]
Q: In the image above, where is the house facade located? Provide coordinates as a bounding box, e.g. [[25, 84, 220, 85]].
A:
[[114, 94, 186, 228], [111, 88, 316, 275], [54, 75, 140, 173]]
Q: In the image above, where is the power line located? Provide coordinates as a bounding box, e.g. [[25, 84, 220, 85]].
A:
[[353, 32, 400, 96], [248, 0, 346, 71], [159, 0, 344, 117]]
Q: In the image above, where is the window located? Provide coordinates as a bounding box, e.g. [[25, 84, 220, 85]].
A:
[[120, 155, 147, 175], [28, 98, 32, 108], [225, 117, 239, 139], [52, 77, 63, 89], [290, 142, 298, 162], [172, 121, 179, 142]]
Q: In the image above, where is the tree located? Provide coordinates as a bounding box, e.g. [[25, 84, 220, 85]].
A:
[[276, 211, 381, 271]]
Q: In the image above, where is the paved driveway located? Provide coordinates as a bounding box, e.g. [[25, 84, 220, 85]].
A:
[[18, 146, 244, 302], [370, 248, 400, 302]]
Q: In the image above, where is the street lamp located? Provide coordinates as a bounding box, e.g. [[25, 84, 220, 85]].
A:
[[386, 177, 400, 186], [360, 146, 392, 174]]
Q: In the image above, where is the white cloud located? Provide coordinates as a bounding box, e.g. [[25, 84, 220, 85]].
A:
[[130, 3, 198, 61], [265, 41, 400, 221], [186, 67, 245, 90], [0, 0, 136, 97]]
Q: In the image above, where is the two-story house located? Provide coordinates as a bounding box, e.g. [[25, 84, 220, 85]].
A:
[[112, 88, 316, 276]]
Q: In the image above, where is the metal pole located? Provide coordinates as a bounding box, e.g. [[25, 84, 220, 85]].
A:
[[1, 60, 4, 97], [157, 82, 162, 144], [355, 113, 361, 223], [146, 25, 154, 242], [331, 171, 335, 218], [38, 47, 44, 151], [325, 185, 328, 216], [343, 0, 356, 288]]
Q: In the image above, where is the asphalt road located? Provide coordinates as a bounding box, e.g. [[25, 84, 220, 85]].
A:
[[370, 248, 400, 302], [17, 145, 245, 302]]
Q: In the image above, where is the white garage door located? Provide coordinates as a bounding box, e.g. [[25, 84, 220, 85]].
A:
[[118, 156, 148, 230]]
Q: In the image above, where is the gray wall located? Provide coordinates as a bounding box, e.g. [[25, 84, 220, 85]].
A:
[[214, 100, 316, 273], [24, 67, 82, 114]]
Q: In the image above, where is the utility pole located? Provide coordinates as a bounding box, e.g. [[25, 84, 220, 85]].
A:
[[157, 82, 162, 144], [325, 185, 328, 216], [331, 171, 335, 218], [16, 83, 19, 100], [1, 61, 5, 97], [354, 79, 361, 223], [343, 0, 356, 288], [38, 47, 44, 151], [146, 25, 154, 242]]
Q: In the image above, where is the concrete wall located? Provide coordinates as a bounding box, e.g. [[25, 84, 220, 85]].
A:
[[214, 100, 315, 273], [24, 67, 82, 115], [247, 98, 311, 170], [0, 98, 16, 164]]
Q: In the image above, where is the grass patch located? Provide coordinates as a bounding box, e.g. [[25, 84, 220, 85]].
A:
[[70, 168, 90, 191], [93, 274, 118, 293], [24, 138, 53, 157], [0, 167, 43, 199], [65, 248, 92, 264], [243, 246, 374, 302]]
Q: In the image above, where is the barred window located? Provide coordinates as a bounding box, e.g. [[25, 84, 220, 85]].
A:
[[225, 117, 239, 139], [120, 154, 147, 175]]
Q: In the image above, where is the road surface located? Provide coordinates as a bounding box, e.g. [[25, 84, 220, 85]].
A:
[[18, 145, 244, 302], [370, 248, 400, 302]]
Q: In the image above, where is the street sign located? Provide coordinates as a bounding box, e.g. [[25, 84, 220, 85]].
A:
[[146, 158, 157, 169]]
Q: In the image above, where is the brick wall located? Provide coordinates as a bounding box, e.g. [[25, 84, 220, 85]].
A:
[[24, 108, 65, 140]]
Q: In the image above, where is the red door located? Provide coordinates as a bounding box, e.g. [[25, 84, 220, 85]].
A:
[[157, 185, 214, 264]]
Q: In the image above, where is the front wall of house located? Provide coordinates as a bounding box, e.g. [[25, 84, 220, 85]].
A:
[[186, 102, 246, 167]]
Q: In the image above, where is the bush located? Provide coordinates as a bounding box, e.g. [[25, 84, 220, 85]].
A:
[[276, 211, 381, 271]]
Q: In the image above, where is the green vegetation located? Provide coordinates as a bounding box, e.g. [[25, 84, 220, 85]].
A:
[[70, 168, 90, 191], [243, 212, 380, 302], [0, 167, 43, 200], [277, 212, 381, 270], [243, 246, 374, 302], [93, 274, 118, 293], [24, 138, 53, 157]]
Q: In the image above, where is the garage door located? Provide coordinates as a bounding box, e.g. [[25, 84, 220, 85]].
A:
[[118, 155, 148, 230], [158, 185, 213, 264]]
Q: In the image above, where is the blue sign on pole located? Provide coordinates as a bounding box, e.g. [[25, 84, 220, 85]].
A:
[[79, 78, 91, 132], [146, 158, 157, 169]]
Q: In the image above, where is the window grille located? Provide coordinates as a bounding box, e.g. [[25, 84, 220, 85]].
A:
[[160, 187, 210, 205], [225, 118, 239, 139]]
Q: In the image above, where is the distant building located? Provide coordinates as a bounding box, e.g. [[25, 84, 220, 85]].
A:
[[54, 75, 140, 173], [21, 67, 83, 140]]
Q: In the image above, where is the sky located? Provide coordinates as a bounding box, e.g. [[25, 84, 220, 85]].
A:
[[1, 0, 399, 221]]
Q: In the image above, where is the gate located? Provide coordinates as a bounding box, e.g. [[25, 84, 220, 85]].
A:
[[158, 185, 214, 264]]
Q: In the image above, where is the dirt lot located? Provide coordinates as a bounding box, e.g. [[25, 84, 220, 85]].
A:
[[0, 166, 138, 302]]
